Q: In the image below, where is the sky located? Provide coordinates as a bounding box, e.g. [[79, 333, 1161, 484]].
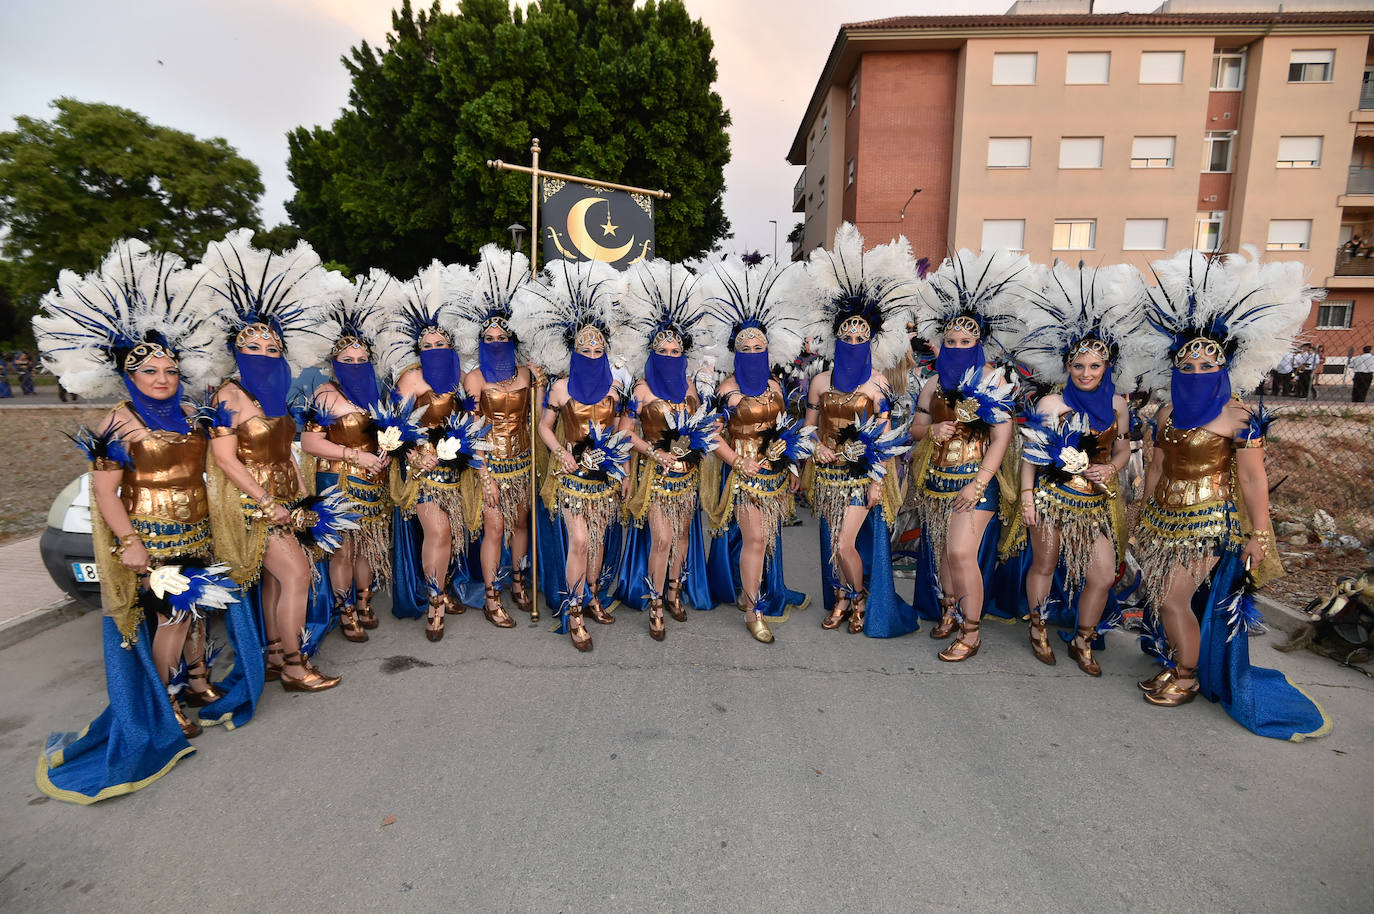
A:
[[0, 0, 1158, 261]]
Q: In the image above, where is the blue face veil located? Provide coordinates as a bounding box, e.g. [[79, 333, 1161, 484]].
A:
[[569, 351, 613, 405], [1064, 369, 1117, 432], [479, 339, 517, 383], [831, 339, 872, 393], [331, 359, 380, 408], [419, 347, 461, 395], [122, 373, 189, 433], [1169, 366, 1232, 430], [936, 342, 985, 390], [644, 351, 688, 403], [235, 351, 291, 417]]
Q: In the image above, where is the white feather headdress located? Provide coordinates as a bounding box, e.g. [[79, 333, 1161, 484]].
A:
[[914, 248, 1036, 357], [804, 223, 918, 372], [699, 256, 806, 373], [376, 260, 473, 381], [611, 258, 708, 376], [454, 245, 532, 364], [1140, 247, 1318, 392], [1016, 261, 1148, 388], [510, 259, 623, 377], [33, 238, 224, 397], [193, 228, 335, 376]]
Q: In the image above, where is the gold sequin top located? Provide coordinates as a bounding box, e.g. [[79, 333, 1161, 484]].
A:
[[315, 410, 377, 475], [639, 392, 699, 473], [1152, 417, 1232, 510], [118, 427, 209, 524], [479, 384, 531, 458], [726, 388, 783, 461], [559, 393, 619, 446], [817, 389, 876, 448], [930, 391, 986, 468], [1058, 412, 1118, 495], [414, 388, 458, 429]]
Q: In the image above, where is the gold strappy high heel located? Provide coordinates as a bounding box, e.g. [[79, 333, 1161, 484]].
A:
[[938, 619, 981, 662]]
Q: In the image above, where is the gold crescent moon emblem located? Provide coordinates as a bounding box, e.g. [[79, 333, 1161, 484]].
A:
[[566, 197, 635, 262]]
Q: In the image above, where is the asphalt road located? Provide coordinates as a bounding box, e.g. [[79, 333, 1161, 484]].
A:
[[1, 517, 1371, 913]]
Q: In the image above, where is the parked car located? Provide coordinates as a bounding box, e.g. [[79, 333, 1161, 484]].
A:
[[39, 474, 100, 608]]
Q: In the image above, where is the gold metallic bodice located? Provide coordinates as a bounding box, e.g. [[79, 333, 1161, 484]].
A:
[[559, 394, 619, 446], [120, 430, 209, 523], [236, 414, 300, 501], [818, 389, 875, 448], [726, 388, 783, 461], [316, 410, 378, 476], [931, 392, 986, 467], [639, 393, 700, 473], [480, 384, 531, 458], [415, 389, 457, 429], [1061, 413, 1119, 495], [1152, 418, 1233, 509]]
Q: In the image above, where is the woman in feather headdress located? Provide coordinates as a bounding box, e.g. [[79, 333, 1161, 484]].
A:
[[611, 258, 717, 642], [199, 229, 342, 693], [380, 261, 476, 642], [1133, 248, 1329, 739], [1006, 261, 1144, 673], [300, 270, 396, 642], [905, 249, 1030, 662], [803, 225, 917, 638], [515, 260, 631, 652], [456, 246, 536, 626], [700, 256, 814, 644], [32, 239, 239, 802]]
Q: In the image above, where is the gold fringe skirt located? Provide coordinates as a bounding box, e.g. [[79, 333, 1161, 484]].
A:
[[316, 467, 392, 587], [911, 460, 999, 584], [415, 464, 472, 555], [485, 451, 532, 544], [810, 463, 868, 571], [731, 467, 791, 562], [555, 472, 622, 568], [1137, 496, 1244, 611], [1031, 480, 1125, 595]]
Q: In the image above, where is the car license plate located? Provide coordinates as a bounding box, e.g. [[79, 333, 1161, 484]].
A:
[[72, 561, 100, 583]]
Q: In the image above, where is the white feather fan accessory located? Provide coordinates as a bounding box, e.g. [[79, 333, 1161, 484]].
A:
[[376, 260, 473, 381], [454, 245, 532, 363], [611, 258, 708, 376], [192, 228, 335, 376], [1140, 246, 1318, 393], [33, 238, 225, 397], [915, 248, 1036, 358], [510, 259, 623, 377], [699, 255, 806, 373], [804, 223, 918, 372], [1017, 261, 1148, 388]]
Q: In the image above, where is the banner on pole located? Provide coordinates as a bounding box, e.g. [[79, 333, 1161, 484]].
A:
[[540, 180, 654, 271]]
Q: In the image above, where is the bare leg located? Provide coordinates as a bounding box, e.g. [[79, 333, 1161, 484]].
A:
[[1026, 523, 1062, 616], [647, 504, 673, 597], [835, 504, 869, 594], [1075, 533, 1118, 632], [480, 506, 507, 588], [736, 501, 766, 619], [416, 502, 454, 588], [328, 537, 356, 599], [151, 616, 192, 685], [262, 534, 313, 679], [1158, 558, 1213, 674], [941, 507, 995, 650]]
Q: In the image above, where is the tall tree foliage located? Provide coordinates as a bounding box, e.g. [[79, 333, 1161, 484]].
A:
[[0, 98, 264, 304], [287, 0, 731, 276]]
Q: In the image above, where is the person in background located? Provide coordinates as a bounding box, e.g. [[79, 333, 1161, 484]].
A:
[[1292, 343, 1318, 399], [1271, 346, 1296, 397], [14, 350, 35, 395], [1350, 345, 1374, 403], [0, 352, 11, 398]]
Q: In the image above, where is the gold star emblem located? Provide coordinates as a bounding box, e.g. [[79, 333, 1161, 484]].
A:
[[601, 211, 618, 238]]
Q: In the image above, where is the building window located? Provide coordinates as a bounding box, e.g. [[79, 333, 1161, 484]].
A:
[[1066, 51, 1110, 85], [1131, 136, 1176, 168], [1194, 212, 1225, 252], [1211, 51, 1245, 90], [1140, 51, 1185, 84], [1266, 219, 1312, 251], [981, 219, 1025, 251], [1203, 132, 1233, 173], [847, 157, 855, 186], [1276, 136, 1323, 168], [992, 52, 1037, 85], [1289, 49, 1334, 83], [849, 76, 858, 112], [1123, 219, 1168, 251], [987, 137, 1032, 168], [818, 185, 826, 206], [1059, 137, 1104, 170], [808, 131, 815, 161], [821, 107, 829, 136], [1053, 220, 1096, 251], [1317, 301, 1353, 329]]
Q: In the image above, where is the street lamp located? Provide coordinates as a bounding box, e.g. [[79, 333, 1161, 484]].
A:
[[898, 188, 923, 221], [768, 220, 778, 260], [508, 222, 527, 254]]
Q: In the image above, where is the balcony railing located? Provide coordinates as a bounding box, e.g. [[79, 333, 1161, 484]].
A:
[[1361, 83, 1374, 110], [1348, 165, 1374, 195], [793, 170, 806, 205], [1334, 245, 1374, 276]]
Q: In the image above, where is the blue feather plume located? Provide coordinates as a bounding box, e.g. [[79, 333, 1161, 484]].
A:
[[756, 414, 817, 476], [570, 422, 634, 482], [955, 365, 1017, 428], [1136, 610, 1175, 668], [68, 424, 132, 469], [653, 403, 723, 466], [154, 561, 238, 626], [834, 414, 910, 482], [1237, 399, 1278, 444], [1221, 572, 1266, 643], [435, 412, 493, 471], [288, 485, 362, 554]]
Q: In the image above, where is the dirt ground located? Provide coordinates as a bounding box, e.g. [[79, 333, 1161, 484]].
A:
[[0, 407, 108, 543]]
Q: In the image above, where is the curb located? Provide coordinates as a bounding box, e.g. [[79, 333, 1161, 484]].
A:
[[0, 599, 97, 651]]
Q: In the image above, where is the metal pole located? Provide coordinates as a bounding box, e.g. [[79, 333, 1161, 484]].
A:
[[488, 158, 671, 200], [528, 139, 540, 619], [769, 219, 777, 260]]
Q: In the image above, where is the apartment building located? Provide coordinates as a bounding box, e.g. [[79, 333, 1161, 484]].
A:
[[786, 1, 1374, 353]]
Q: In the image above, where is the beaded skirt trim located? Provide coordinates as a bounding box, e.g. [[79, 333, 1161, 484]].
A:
[[811, 464, 868, 572], [485, 451, 532, 543], [556, 472, 621, 569], [316, 469, 392, 587], [1137, 496, 1244, 611], [1031, 481, 1120, 595]]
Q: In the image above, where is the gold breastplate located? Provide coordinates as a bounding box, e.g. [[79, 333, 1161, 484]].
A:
[[818, 389, 874, 447], [415, 388, 457, 428], [1153, 418, 1233, 509], [931, 391, 986, 467], [236, 414, 300, 501], [324, 411, 377, 452], [121, 430, 209, 523], [480, 384, 531, 458], [640, 393, 699, 472], [560, 394, 619, 445], [727, 389, 782, 461]]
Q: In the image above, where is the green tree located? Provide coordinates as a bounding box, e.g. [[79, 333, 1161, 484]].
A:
[[287, 0, 731, 276], [0, 98, 264, 305]]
